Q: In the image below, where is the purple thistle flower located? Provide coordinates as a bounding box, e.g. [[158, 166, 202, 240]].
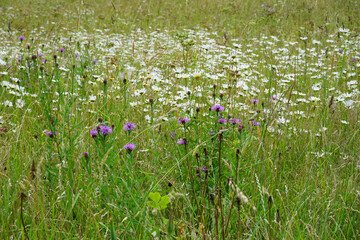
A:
[[41, 59, 46, 63], [90, 129, 98, 138], [123, 122, 136, 131], [45, 131, 58, 138], [59, 48, 65, 53], [83, 152, 89, 159], [218, 118, 227, 124], [250, 99, 259, 104], [92, 59, 98, 63], [351, 58, 357, 62], [211, 105, 225, 112], [271, 96, 277, 100], [178, 118, 190, 125], [75, 54, 79, 58], [99, 125, 112, 135], [338, 50, 343, 53], [124, 143, 136, 152], [6, 65, 10, 68], [19, 36, 25, 41], [238, 124, 245, 131], [17, 58, 21, 62]]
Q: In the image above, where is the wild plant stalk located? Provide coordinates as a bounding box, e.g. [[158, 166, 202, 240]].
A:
[[20, 192, 29, 240], [195, 152, 205, 234], [224, 149, 240, 235], [184, 141, 199, 211], [268, 196, 273, 240], [210, 193, 219, 240], [236, 196, 242, 239], [203, 148, 210, 238], [217, 130, 225, 240]]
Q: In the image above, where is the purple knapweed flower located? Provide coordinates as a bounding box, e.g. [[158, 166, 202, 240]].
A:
[[351, 58, 357, 62], [123, 122, 136, 131], [178, 118, 190, 125], [6, 65, 10, 68], [211, 105, 225, 112], [59, 48, 65, 53], [90, 129, 98, 138], [208, 131, 216, 136], [74, 54, 79, 58], [271, 96, 277, 100], [45, 131, 58, 138], [41, 59, 46, 63], [124, 143, 136, 152], [238, 124, 245, 130], [170, 131, 176, 139], [19, 36, 25, 41], [251, 121, 261, 126], [338, 50, 343, 53], [230, 119, 240, 125], [250, 99, 259, 104], [17, 58, 21, 62], [202, 166, 209, 173], [177, 138, 187, 145], [92, 59, 98, 63], [218, 118, 227, 124], [83, 152, 89, 159], [99, 125, 112, 135]]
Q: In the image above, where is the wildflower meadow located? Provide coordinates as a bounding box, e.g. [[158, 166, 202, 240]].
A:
[[0, 0, 360, 239]]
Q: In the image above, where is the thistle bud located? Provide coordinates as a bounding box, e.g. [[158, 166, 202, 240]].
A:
[[268, 195, 273, 205], [210, 193, 215, 205]]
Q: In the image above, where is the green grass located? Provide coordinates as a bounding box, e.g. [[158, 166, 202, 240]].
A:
[[0, 0, 360, 239]]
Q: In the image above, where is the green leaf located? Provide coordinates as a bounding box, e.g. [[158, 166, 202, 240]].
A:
[[149, 192, 161, 203], [146, 201, 157, 209], [110, 223, 117, 240], [159, 196, 170, 210]]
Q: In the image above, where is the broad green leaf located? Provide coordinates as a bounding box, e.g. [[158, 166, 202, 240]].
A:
[[159, 196, 170, 210], [146, 201, 157, 209], [149, 192, 161, 203]]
